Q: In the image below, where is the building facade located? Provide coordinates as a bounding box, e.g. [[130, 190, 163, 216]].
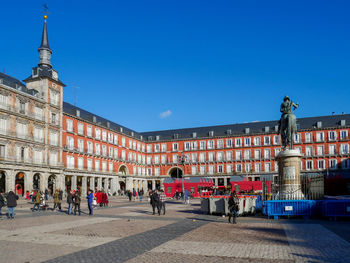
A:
[[1, 17, 349, 195]]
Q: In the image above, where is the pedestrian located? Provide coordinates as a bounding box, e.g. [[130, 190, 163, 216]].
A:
[[32, 191, 42, 211], [67, 190, 73, 215], [184, 189, 190, 205], [139, 189, 144, 202], [150, 190, 159, 215], [44, 188, 49, 201], [6, 191, 18, 219], [73, 190, 81, 215], [132, 188, 137, 201], [158, 189, 166, 215], [0, 192, 5, 216], [228, 191, 239, 224], [86, 189, 93, 215], [128, 190, 132, 202], [53, 189, 62, 211], [103, 191, 108, 207]]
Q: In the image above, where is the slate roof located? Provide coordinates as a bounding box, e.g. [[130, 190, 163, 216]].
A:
[[23, 66, 65, 86], [0, 72, 39, 97], [39, 20, 50, 50]]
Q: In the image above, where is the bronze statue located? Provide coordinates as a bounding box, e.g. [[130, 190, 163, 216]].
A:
[[278, 96, 299, 150]]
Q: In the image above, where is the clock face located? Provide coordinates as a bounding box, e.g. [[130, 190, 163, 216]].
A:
[[52, 70, 58, 80]]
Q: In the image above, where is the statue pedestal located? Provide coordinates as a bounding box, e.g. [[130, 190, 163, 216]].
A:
[[276, 149, 304, 200]]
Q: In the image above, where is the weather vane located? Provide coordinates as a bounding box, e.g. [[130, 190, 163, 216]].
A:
[[43, 3, 49, 19]]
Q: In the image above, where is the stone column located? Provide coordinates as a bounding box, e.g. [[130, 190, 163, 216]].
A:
[[97, 177, 102, 190], [151, 179, 156, 190], [276, 149, 303, 200], [104, 177, 109, 192], [25, 172, 33, 193], [81, 176, 87, 196], [142, 180, 147, 191], [6, 170, 15, 193], [58, 174, 65, 192], [223, 177, 227, 186], [89, 177, 95, 191], [160, 178, 165, 190], [71, 175, 77, 191], [40, 173, 49, 192], [111, 177, 118, 195], [125, 177, 133, 191], [214, 178, 218, 187]]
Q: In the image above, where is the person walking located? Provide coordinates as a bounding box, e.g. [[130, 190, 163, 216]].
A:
[[53, 189, 62, 211], [0, 192, 5, 216], [44, 188, 49, 201], [73, 190, 81, 216], [228, 191, 239, 224], [184, 189, 190, 205], [139, 189, 144, 202], [128, 190, 132, 202], [87, 189, 93, 215], [6, 191, 18, 219], [150, 190, 159, 215], [67, 190, 73, 215], [158, 189, 166, 215], [32, 191, 42, 211]]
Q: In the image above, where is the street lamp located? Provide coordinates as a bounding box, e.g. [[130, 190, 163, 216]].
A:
[[177, 152, 186, 199]]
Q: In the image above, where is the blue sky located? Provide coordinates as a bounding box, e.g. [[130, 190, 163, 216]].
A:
[[1, 0, 349, 131]]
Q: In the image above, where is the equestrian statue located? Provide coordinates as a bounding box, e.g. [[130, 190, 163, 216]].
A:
[[278, 96, 299, 150]]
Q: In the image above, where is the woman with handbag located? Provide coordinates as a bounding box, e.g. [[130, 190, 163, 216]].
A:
[[228, 191, 239, 224]]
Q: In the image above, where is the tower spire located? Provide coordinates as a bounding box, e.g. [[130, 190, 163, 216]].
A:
[[38, 13, 52, 68]]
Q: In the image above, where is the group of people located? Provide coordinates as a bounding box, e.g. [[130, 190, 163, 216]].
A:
[[126, 188, 144, 202], [149, 189, 166, 215]]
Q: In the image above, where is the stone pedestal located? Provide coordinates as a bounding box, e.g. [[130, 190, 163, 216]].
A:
[[276, 149, 303, 200]]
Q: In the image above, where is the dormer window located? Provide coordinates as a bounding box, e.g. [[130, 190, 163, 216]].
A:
[[192, 132, 197, 138], [148, 136, 153, 141], [156, 135, 160, 141], [93, 116, 96, 123], [209, 131, 214, 137], [173, 134, 179, 139], [264, 126, 269, 133], [19, 101, 25, 114], [107, 122, 110, 128], [226, 129, 232, 135], [341, 120, 346, 126], [131, 131, 135, 137], [317, 121, 322, 128], [120, 127, 123, 133], [76, 110, 80, 117], [245, 128, 250, 134]]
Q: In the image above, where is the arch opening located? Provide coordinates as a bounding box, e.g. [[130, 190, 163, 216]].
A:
[[15, 172, 25, 195], [0, 171, 5, 193], [169, 167, 183, 179]]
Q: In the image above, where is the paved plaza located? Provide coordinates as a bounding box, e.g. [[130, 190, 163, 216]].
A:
[[0, 197, 350, 263]]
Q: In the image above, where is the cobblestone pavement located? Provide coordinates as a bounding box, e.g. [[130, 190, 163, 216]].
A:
[[0, 197, 349, 263]]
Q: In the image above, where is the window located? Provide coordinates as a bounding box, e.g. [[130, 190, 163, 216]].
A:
[[191, 153, 197, 162], [78, 123, 84, 135], [160, 155, 166, 164], [114, 148, 118, 159], [217, 152, 223, 161], [101, 131, 107, 141], [51, 112, 57, 125], [87, 159, 92, 171], [191, 141, 197, 150], [317, 160, 325, 170], [264, 136, 271, 145], [199, 141, 206, 150], [0, 94, 8, 109], [78, 139, 84, 152], [95, 128, 101, 140], [235, 151, 242, 160], [172, 155, 178, 163], [255, 163, 261, 172], [155, 168, 160, 176], [200, 166, 206, 175], [66, 119, 73, 132], [66, 136, 74, 150], [226, 139, 233, 148], [208, 152, 215, 162], [161, 144, 167, 152], [95, 143, 101, 155], [154, 144, 160, 152], [236, 164, 242, 172], [273, 135, 280, 145], [340, 130, 348, 140], [102, 161, 107, 172], [317, 146, 324, 156], [208, 165, 214, 174], [50, 131, 58, 146], [274, 148, 281, 157], [329, 145, 336, 155], [208, 140, 214, 149], [294, 133, 301, 143], [254, 149, 261, 159], [146, 145, 152, 153], [244, 138, 251, 147], [129, 140, 132, 149], [191, 166, 197, 175], [226, 151, 232, 161], [34, 107, 43, 120], [87, 126, 92, 137], [305, 147, 313, 156], [264, 149, 271, 159], [329, 159, 337, 170], [49, 152, 57, 166], [245, 163, 251, 173], [199, 153, 206, 162], [235, 138, 242, 147], [172, 143, 178, 151], [102, 145, 107, 156], [218, 165, 224, 173], [66, 155, 75, 169], [217, 140, 224, 149], [340, 144, 349, 154], [78, 157, 84, 169], [50, 90, 59, 105], [244, 150, 251, 160], [316, 132, 324, 142], [95, 160, 100, 171], [114, 135, 118, 145], [341, 159, 350, 169], [34, 127, 43, 142], [295, 146, 302, 154], [109, 162, 113, 172], [226, 164, 232, 173], [254, 137, 261, 146], [17, 122, 27, 139], [19, 101, 26, 114], [305, 133, 313, 143], [108, 147, 113, 158], [264, 163, 271, 172], [184, 142, 190, 151], [328, 131, 337, 141], [122, 137, 126, 147], [306, 160, 313, 170]]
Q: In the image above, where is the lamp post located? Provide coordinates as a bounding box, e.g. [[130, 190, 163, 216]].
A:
[[177, 152, 186, 199]]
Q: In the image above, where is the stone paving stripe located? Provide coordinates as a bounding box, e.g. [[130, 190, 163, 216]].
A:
[[44, 218, 208, 263]]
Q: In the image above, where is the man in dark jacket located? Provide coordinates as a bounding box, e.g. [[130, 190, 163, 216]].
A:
[[67, 190, 73, 215], [228, 191, 239, 224], [73, 191, 81, 216], [6, 191, 18, 219]]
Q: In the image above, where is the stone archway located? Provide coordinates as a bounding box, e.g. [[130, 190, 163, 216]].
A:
[[48, 175, 56, 195], [168, 167, 184, 179], [0, 171, 5, 193], [118, 165, 128, 175], [33, 173, 41, 191], [15, 172, 25, 196]]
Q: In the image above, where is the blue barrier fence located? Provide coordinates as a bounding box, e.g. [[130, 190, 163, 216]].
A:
[[263, 200, 317, 219], [323, 200, 350, 220]]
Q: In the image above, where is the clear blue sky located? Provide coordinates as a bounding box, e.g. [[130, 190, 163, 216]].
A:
[[2, 0, 349, 132]]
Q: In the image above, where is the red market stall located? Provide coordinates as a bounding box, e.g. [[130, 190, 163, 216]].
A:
[[164, 177, 215, 198]]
